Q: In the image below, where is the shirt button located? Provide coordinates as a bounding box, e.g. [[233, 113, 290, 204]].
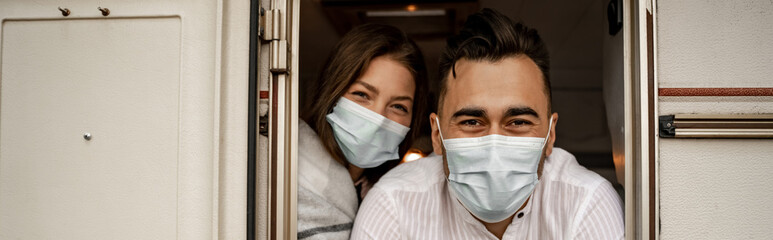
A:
[[517, 212, 524, 218]]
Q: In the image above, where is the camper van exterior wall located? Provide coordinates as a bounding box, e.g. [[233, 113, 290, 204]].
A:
[[0, 0, 253, 239], [2, 0, 773, 239], [656, 0, 773, 239]]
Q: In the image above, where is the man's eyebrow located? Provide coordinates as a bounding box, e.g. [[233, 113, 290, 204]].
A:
[[451, 107, 486, 119], [355, 81, 379, 95], [505, 106, 540, 118]]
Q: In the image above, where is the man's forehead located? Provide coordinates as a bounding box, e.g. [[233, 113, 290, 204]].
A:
[[441, 56, 548, 116]]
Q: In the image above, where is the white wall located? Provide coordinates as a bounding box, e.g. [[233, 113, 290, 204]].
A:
[[219, 0, 253, 238], [657, 0, 773, 239], [658, 1, 773, 88], [0, 0, 252, 239]]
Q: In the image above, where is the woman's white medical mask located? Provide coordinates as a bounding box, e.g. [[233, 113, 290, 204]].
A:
[[326, 97, 410, 168], [436, 116, 553, 223]]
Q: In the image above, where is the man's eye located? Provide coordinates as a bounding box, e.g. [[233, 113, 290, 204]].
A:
[[460, 119, 481, 126], [510, 120, 532, 126]]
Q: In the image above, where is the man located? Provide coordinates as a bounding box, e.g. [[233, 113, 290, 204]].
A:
[[351, 8, 624, 239]]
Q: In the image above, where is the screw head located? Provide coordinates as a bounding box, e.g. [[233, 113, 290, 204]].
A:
[[83, 133, 92, 141], [98, 7, 110, 16], [58, 7, 71, 17]]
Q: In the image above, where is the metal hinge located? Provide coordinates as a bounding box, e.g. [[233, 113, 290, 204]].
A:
[[659, 115, 675, 138], [259, 114, 269, 136], [260, 7, 288, 73], [659, 114, 773, 138]]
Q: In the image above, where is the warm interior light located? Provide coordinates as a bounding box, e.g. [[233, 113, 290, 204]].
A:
[[403, 153, 423, 162], [402, 149, 424, 163], [406, 4, 417, 12]]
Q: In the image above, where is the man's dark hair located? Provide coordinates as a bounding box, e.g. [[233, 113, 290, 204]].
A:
[[438, 8, 551, 113]]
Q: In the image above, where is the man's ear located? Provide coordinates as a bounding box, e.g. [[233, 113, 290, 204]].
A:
[[545, 112, 559, 157], [429, 113, 443, 155]]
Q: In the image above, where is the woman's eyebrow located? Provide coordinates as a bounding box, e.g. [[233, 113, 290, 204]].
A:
[[390, 96, 413, 102], [355, 81, 379, 95]]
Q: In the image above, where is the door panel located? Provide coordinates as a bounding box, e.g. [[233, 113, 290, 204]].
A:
[[0, 18, 181, 239]]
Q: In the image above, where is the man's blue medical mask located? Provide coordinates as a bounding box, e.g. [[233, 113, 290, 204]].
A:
[[436, 116, 553, 223]]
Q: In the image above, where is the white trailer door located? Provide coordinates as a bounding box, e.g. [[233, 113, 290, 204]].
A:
[[0, 1, 251, 239]]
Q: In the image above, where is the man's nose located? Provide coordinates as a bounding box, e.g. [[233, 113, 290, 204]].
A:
[[487, 124, 505, 136]]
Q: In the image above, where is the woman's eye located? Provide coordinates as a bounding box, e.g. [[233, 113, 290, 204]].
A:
[[392, 104, 409, 113], [351, 91, 368, 99]]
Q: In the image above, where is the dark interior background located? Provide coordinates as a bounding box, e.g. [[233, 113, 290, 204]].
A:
[[299, 0, 620, 189]]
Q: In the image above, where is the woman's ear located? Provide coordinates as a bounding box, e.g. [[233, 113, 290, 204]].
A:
[[545, 112, 559, 157], [429, 113, 443, 155]]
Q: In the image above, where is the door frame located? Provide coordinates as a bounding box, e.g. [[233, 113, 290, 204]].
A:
[[624, 0, 658, 239], [261, 0, 660, 239]]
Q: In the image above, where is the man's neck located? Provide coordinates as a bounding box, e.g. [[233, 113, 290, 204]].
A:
[[477, 197, 530, 239], [482, 215, 514, 239]]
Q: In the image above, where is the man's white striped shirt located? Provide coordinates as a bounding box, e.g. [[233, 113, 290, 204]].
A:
[[351, 148, 624, 239]]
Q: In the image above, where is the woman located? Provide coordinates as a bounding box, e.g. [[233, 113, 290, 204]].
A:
[[297, 23, 428, 239]]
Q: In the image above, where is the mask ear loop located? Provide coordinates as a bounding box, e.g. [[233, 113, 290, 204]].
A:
[[435, 116, 445, 140], [435, 116, 448, 151], [540, 115, 555, 150], [436, 116, 458, 195]]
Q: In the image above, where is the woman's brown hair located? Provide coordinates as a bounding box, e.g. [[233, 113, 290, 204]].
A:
[[302, 23, 428, 184]]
